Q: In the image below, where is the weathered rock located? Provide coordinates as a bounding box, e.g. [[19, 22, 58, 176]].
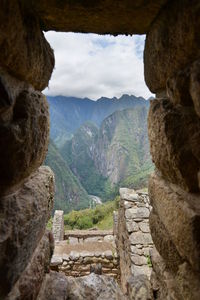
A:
[[0, 90, 50, 195], [0, 166, 54, 297], [131, 254, 147, 266], [131, 265, 152, 279], [127, 274, 153, 300], [148, 98, 200, 192], [37, 271, 68, 300], [190, 59, 200, 118], [65, 273, 126, 300], [32, 0, 168, 34], [120, 188, 138, 202], [126, 221, 139, 233], [144, 0, 200, 93], [69, 237, 78, 244], [139, 222, 150, 233], [0, 1, 54, 91], [150, 247, 200, 300], [149, 210, 183, 272], [52, 210, 64, 242], [130, 232, 153, 245], [6, 231, 53, 300], [149, 173, 200, 271], [50, 255, 63, 267], [125, 207, 149, 219]]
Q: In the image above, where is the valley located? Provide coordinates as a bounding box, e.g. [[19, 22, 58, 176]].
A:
[[45, 94, 154, 213]]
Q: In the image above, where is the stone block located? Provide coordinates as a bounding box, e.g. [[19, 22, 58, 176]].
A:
[[125, 207, 149, 219], [104, 250, 113, 260], [120, 188, 138, 202], [37, 271, 68, 300], [126, 220, 139, 233], [127, 274, 153, 300], [0, 166, 54, 297], [149, 173, 200, 271], [0, 90, 50, 195], [69, 251, 80, 261], [131, 254, 147, 266], [7, 231, 53, 300], [130, 232, 153, 245], [131, 265, 152, 279], [148, 98, 200, 192], [130, 246, 143, 256], [69, 237, 79, 245], [139, 222, 150, 233], [104, 235, 114, 243], [144, 0, 200, 93], [0, 1, 54, 91], [50, 256, 63, 267]]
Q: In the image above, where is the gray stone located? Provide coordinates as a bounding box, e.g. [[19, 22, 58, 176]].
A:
[[131, 254, 147, 266], [130, 232, 153, 245], [104, 235, 114, 243], [125, 207, 149, 219], [104, 250, 113, 260], [119, 188, 139, 202], [131, 265, 152, 279], [69, 237, 78, 245], [126, 221, 139, 233], [69, 251, 80, 261], [139, 222, 150, 233], [50, 255, 63, 266], [130, 246, 143, 256]]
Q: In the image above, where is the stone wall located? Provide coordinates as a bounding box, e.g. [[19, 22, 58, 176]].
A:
[[52, 210, 64, 242], [51, 248, 120, 280], [117, 188, 153, 293], [64, 230, 115, 245]]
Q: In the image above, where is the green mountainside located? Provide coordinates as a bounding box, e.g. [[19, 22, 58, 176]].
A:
[[47, 94, 148, 148], [45, 139, 91, 212], [61, 122, 117, 201], [46, 95, 154, 212]]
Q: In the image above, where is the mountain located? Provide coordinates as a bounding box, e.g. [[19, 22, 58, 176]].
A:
[[47, 94, 148, 148], [61, 122, 116, 200], [61, 106, 153, 198], [45, 139, 91, 212]]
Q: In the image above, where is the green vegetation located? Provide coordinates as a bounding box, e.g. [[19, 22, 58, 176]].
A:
[[64, 196, 120, 230], [45, 139, 91, 213], [147, 255, 152, 268]]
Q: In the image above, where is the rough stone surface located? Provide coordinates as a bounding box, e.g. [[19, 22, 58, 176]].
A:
[[32, 0, 168, 34], [144, 0, 200, 93], [117, 189, 153, 293], [37, 271, 68, 300], [0, 90, 50, 196], [0, 0, 54, 91], [65, 273, 126, 300], [53, 210, 64, 242], [190, 59, 200, 118], [150, 247, 200, 300], [0, 166, 54, 297], [127, 274, 153, 300], [149, 173, 200, 271], [6, 231, 53, 300], [148, 98, 200, 192]]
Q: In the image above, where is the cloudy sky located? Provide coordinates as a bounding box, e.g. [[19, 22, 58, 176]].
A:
[[44, 32, 152, 100]]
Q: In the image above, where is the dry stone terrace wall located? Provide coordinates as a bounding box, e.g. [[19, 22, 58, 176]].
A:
[[64, 230, 115, 244], [51, 246, 120, 280], [117, 188, 153, 293]]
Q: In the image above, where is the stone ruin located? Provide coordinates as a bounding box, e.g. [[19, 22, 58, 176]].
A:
[[50, 189, 154, 298], [0, 1, 200, 299]]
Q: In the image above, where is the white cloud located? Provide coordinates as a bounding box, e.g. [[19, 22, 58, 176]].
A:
[[44, 32, 152, 100]]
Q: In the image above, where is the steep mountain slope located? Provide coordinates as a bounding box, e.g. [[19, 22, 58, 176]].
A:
[[61, 106, 154, 198], [61, 122, 116, 200], [45, 139, 91, 212], [47, 94, 148, 148], [92, 107, 153, 188]]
